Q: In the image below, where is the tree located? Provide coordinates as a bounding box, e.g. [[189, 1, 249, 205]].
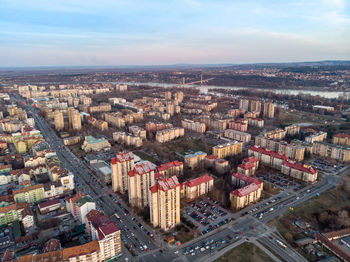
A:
[[284, 232, 294, 244]]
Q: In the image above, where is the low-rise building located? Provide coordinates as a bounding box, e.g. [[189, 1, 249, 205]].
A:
[[155, 127, 184, 143], [224, 129, 251, 143], [66, 192, 96, 224], [181, 119, 206, 133], [333, 133, 350, 146], [149, 176, 181, 231], [13, 184, 45, 204], [157, 161, 183, 178], [181, 174, 214, 201], [228, 119, 248, 132], [281, 160, 318, 182], [184, 151, 207, 169], [263, 128, 286, 140], [230, 172, 263, 210], [81, 135, 111, 152], [284, 124, 300, 135], [312, 141, 350, 162], [113, 132, 143, 147], [237, 157, 259, 176], [305, 131, 327, 144], [212, 141, 243, 158], [89, 103, 111, 113]]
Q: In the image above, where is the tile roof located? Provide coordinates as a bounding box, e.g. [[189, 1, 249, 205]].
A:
[[38, 199, 60, 210], [13, 184, 43, 195], [129, 161, 155, 177], [151, 176, 180, 193], [62, 240, 100, 259], [231, 182, 261, 197], [282, 160, 317, 174], [249, 145, 288, 160], [157, 161, 183, 172], [334, 133, 350, 139]]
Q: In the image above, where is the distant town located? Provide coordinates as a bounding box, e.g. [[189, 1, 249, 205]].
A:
[[0, 63, 349, 262]]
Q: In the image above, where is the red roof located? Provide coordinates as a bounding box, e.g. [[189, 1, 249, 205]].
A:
[[38, 199, 60, 209], [282, 160, 317, 174], [205, 155, 218, 160], [334, 133, 350, 139], [157, 161, 183, 172], [249, 145, 288, 160], [231, 182, 261, 197], [183, 174, 213, 188], [232, 172, 261, 185], [111, 152, 134, 165], [98, 221, 120, 239], [151, 176, 180, 193]]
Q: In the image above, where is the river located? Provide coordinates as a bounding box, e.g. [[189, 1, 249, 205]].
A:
[[120, 82, 349, 99]]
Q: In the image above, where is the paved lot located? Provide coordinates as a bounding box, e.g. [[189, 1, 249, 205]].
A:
[[256, 171, 303, 190]]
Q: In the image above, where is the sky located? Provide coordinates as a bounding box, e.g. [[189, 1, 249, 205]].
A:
[[0, 0, 350, 67]]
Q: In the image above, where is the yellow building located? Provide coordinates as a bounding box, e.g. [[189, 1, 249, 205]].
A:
[[111, 152, 135, 193], [333, 133, 350, 146], [128, 161, 156, 208], [54, 110, 64, 131], [184, 151, 207, 169], [181, 119, 206, 133], [149, 176, 180, 231], [250, 100, 261, 113], [312, 141, 350, 162], [305, 131, 327, 144], [212, 141, 243, 158]]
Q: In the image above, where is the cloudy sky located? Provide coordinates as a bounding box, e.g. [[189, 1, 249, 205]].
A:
[[0, 0, 349, 66]]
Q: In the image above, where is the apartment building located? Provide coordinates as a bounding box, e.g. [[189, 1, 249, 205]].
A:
[[250, 100, 262, 113], [237, 157, 259, 176], [54, 110, 64, 131], [155, 127, 184, 143], [128, 161, 156, 208], [248, 145, 288, 170], [263, 128, 286, 140], [181, 119, 206, 133], [281, 160, 318, 182], [228, 119, 248, 132], [212, 141, 243, 158], [71, 110, 81, 131], [104, 112, 126, 128], [263, 101, 275, 119], [174, 91, 184, 102], [85, 209, 122, 261], [66, 192, 96, 223], [305, 131, 327, 144], [227, 109, 244, 117], [333, 133, 350, 146], [312, 141, 350, 162], [224, 129, 251, 143], [116, 84, 128, 91], [157, 161, 183, 178], [111, 152, 135, 193], [89, 103, 111, 113], [13, 184, 45, 204], [205, 155, 229, 174], [145, 122, 173, 134], [239, 99, 249, 112], [199, 117, 229, 131], [230, 172, 263, 210], [247, 117, 264, 128], [149, 176, 181, 231], [181, 174, 214, 201], [184, 151, 207, 169], [0, 202, 30, 226], [164, 91, 172, 100], [113, 132, 143, 147], [284, 124, 300, 135], [129, 125, 147, 139]]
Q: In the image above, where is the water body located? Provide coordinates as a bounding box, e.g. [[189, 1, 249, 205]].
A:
[[120, 81, 348, 99]]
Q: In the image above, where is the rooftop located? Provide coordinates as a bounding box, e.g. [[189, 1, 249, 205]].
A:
[[183, 174, 213, 188]]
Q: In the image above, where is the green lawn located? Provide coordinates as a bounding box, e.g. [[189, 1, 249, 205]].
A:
[[215, 242, 274, 262]]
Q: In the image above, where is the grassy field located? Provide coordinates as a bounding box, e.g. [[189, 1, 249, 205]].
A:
[[215, 242, 274, 262], [133, 150, 159, 163]]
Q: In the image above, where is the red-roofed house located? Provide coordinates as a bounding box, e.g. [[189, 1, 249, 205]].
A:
[[111, 152, 135, 193], [181, 174, 214, 201], [248, 145, 287, 169], [149, 176, 180, 231]]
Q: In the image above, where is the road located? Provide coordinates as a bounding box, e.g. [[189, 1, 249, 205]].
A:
[[16, 94, 347, 262]]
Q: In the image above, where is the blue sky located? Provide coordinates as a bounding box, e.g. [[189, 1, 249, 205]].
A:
[[0, 0, 350, 66]]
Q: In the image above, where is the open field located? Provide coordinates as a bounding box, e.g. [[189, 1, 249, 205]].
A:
[[215, 242, 273, 262]]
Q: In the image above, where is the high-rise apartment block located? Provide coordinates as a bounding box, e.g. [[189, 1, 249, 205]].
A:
[[111, 152, 135, 193], [212, 141, 243, 158], [263, 101, 275, 119], [71, 110, 81, 131], [250, 100, 261, 113], [149, 176, 180, 231], [128, 161, 156, 208], [54, 110, 64, 131], [239, 99, 249, 112]]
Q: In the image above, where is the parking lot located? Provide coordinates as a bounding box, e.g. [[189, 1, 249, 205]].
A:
[[306, 158, 346, 174], [183, 196, 233, 235], [256, 171, 303, 191]]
